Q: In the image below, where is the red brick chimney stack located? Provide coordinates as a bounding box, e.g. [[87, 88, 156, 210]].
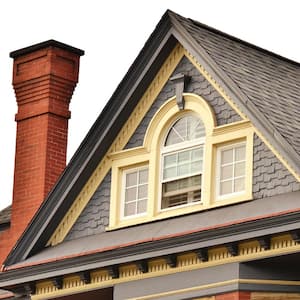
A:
[[9, 40, 84, 239]]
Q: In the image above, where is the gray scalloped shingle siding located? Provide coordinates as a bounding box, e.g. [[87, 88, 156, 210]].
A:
[[253, 134, 300, 199], [65, 171, 111, 241]]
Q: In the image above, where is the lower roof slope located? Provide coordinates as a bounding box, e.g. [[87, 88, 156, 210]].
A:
[[0, 206, 11, 228]]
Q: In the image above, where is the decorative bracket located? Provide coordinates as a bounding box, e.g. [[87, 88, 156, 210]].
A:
[[11, 283, 36, 297], [170, 73, 191, 110], [107, 265, 119, 279], [136, 260, 148, 273], [195, 248, 209, 262], [257, 236, 271, 250], [291, 230, 300, 243], [52, 276, 63, 289], [165, 254, 177, 268], [226, 242, 239, 256], [79, 271, 91, 284]]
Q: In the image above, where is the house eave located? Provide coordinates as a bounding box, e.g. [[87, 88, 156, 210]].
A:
[[1, 209, 300, 289]]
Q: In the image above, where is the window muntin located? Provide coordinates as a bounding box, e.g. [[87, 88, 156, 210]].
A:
[[165, 115, 205, 146], [217, 143, 246, 198], [122, 167, 148, 218], [161, 115, 205, 210]]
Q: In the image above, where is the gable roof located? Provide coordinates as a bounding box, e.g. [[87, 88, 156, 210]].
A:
[[4, 9, 300, 267]]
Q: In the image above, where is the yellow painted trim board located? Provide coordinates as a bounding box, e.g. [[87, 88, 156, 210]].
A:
[[130, 279, 300, 300]]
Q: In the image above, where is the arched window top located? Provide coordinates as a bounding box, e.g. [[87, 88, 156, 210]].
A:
[[164, 115, 205, 147]]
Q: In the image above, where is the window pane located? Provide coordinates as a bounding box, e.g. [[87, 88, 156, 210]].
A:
[[178, 163, 190, 176], [220, 180, 232, 195], [139, 169, 148, 184], [164, 153, 177, 168], [165, 115, 205, 146], [236, 145, 246, 161], [123, 167, 148, 218], [163, 167, 176, 180], [125, 187, 136, 202], [138, 184, 147, 199], [234, 177, 245, 192], [178, 150, 190, 163], [218, 143, 246, 198], [192, 147, 203, 161], [221, 165, 233, 180], [191, 160, 202, 173], [235, 162, 245, 177], [126, 172, 137, 187], [221, 149, 233, 165], [124, 202, 136, 217], [161, 175, 201, 209], [137, 199, 147, 214]]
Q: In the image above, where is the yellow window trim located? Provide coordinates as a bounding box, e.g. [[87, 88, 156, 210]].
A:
[[108, 95, 254, 230]]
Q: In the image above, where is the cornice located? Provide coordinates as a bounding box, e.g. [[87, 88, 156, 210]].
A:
[[2, 209, 300, 289]]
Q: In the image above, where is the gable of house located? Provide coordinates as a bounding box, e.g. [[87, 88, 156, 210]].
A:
[[63, 53, 300, 243], [1, 10, 300, 300]]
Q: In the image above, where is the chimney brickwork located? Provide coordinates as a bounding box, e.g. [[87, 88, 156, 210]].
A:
[[0, 40, 84, 265]]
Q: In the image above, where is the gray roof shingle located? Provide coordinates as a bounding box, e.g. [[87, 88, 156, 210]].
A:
[[0, 206, 11, 227], [172, 12, 300, 158]]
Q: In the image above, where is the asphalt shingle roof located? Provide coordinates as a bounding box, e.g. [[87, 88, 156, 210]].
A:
[[172, 12, 300, 157], [0, 206, 11, 227]]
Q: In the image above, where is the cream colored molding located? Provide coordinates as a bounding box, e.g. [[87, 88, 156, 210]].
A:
[[48, 44, 185, 246], [144, 93, 216, 151], [132, 279, 300, 300], [34, 234, 300, 299], [251, 291, 300, 300], [184, 49, 300, 182]]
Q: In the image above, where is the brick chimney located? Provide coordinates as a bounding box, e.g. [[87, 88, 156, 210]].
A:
[[8, 40, 84, 240]]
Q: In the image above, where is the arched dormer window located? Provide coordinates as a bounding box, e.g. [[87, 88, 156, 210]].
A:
[[161, 114, 205, 209], [108, 93, 253, 230]]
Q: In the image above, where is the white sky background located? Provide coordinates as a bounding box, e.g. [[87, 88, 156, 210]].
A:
[[0, 0, 300, 210]]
